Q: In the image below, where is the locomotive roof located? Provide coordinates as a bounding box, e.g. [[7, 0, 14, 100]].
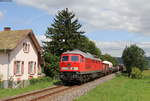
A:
[[63, 49, 101, 61]]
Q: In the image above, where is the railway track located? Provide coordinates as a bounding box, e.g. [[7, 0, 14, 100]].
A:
[[1, 85, 77, 101], [1, 73, 117, 101]]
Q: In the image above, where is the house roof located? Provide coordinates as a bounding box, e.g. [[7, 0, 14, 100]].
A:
[[0, 29, 41, 53]]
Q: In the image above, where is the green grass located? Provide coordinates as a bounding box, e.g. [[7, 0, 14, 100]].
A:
[[0, 80, 59, 99], [75, 70, 150, 101]]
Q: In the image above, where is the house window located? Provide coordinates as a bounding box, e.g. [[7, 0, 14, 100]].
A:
[[14, 61, 24, 75], [23, 43, 30, 53], [28, 61, 36, 74]]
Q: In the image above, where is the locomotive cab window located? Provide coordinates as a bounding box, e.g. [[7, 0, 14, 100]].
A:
[[71, 56, 79, 61], [62, 56, 69, 61]]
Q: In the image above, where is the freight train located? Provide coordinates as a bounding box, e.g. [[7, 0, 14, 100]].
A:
[[59, 50, 122, 84]]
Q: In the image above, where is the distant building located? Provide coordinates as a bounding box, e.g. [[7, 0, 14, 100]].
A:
[[0, 27, 42, 88]]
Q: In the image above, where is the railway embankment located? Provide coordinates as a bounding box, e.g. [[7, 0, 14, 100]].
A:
[[1, 73, 116, 101], [0, 79, 59, 99], [52, 73, 116, 101]]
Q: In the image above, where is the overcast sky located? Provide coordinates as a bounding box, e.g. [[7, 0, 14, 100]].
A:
[[1, 0, 150, 57]]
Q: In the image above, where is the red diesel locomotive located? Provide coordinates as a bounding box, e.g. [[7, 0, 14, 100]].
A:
[[59, 50, 113, 84]]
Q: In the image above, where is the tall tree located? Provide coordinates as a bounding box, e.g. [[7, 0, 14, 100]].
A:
[[43, 8, 84, 56], [122, 44, 148, 75], [42, 8, 102, 77]]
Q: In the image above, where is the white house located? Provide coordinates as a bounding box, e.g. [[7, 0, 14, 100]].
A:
[[0, 27, 42, 88]]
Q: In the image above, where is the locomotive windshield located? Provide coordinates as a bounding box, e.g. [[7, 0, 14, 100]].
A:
[[62, 56, 69, 61], [71, 56, 79, 61]]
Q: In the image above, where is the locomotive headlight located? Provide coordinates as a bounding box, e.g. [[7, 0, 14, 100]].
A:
[[61, 67, 69, 70], [61, 67, 78, 70], [71, 67, 78, 70]]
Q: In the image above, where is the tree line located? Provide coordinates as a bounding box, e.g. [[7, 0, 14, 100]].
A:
[[42, 8, 148, 78], [42, 8, 118, 77]]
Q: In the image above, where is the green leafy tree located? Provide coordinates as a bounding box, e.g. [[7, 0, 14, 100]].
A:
[[101, 54, 118, 66], [122, 44, 148, 76], [78, 36, 101, 57], [86, 40, 101, 57], [43, 52, 59, 77], [43, 8, 85, 56]]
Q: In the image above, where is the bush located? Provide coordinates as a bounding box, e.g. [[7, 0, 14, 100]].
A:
[[43, 52, 60, 77], [131, 67, 143, 79], [0, 82, 2, 88], [0, 74, 3, 82], [30, 77, 52, 85], [0, 74, 3, 88]]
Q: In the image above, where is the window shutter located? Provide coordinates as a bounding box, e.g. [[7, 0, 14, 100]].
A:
[[22, 61, 24, 74], [14, 61, 16, 75], [34, 62, 36, 74]]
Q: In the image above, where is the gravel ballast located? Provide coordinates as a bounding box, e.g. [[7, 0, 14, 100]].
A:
[[45, 73, 116, 101]]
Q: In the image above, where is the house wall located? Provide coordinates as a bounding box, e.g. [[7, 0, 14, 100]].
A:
[[0, 53, 9, 88], [9, 36, 39, 82], [0, 53, 8, 81]]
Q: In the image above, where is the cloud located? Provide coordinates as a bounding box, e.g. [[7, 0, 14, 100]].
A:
[[36, 34, 51, 46], [0, 11, 4, 19], [36, 35, 150, 57], [15, 0, 150, 35], [95, 41, 150, 57], [14, 0, 150, 57]]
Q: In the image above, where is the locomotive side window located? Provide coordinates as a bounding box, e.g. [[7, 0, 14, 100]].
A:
[[80, 56, 84, 62], [71, 56, 79, 61], [62, 56, 69, 61]]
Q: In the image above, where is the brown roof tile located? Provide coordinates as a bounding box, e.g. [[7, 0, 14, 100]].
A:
[[0, 29, 40, 52]]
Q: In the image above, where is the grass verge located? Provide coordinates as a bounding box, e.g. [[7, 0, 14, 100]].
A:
[[0, 79, 59, 99], [75, 70, 150, 101]]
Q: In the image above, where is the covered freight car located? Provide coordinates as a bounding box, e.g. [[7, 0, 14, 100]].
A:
[[102, 61, 113, 74]]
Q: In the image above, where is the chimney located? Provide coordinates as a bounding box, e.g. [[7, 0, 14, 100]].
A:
[[4, 27, 11, 31]]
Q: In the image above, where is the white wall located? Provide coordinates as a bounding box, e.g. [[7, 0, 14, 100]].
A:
[[0, 53, 8, 80], [9, 36, 38, 81]]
